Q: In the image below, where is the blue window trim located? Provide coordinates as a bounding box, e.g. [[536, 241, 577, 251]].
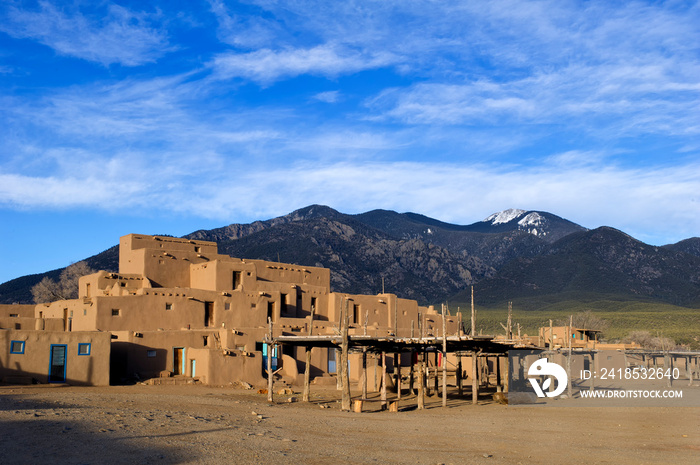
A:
[[78, 343, 91, 356], [10, 340, 25, 354]]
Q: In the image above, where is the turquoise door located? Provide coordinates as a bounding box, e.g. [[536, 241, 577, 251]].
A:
[[49, 344, 67, 383]]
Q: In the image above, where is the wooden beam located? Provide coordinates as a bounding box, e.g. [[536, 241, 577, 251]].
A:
[[471, 351, 478, 405], [470, 286, 476, 336], [302, 302, 316, 402], [457, 356, 463, 396], [442, 306, 447, 408], [381, 352, 388, 410], [417, 352, 425, 410], [418, 314, 425, 409], [395, 352, 402, 401], [267, 317, 274, 404], [340, 298, 351, 411]]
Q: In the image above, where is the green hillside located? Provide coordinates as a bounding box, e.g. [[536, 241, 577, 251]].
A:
[[448, 298, 700, 349]]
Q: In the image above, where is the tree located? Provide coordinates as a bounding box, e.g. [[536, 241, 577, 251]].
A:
[[624, 330, 677, 350], [557, 310, 609, 332], [31, 261, 94, 303]]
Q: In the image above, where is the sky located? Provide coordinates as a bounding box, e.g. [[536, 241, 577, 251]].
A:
[[0, 0, 699, 284]]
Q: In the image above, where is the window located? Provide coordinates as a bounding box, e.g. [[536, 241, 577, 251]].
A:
[[280, 293, 288, 315], [78, 343, 91, 356], [203, 336, 209, 347], [9, 313, 18, 317], [328, 348, 337, 374], [204, 301, 214, 327], [225, 302, 231, 311], [165, 303, 173, 311], [194, 246, 201, 253], [112, 309, 121, 316], [120, 282, 126, 287], [10, 340, 25, 354], [147, 350, 157, 358]]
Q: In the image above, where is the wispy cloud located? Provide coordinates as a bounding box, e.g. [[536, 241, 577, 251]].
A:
[[312, 91, 341, 103], [367, 62, 700, 138], [2, 151, 698, 246], [0, 2, 171, 66], [209, 44, 398, 85]]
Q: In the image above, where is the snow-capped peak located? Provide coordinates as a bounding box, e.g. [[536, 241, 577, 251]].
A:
[[518, 212, 548, 237], [484, 208, 527, 225], [518, 212, 544, 227]]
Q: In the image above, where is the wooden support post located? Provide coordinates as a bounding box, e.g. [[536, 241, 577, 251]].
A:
[[470, 286, 476, 336], [302, 303, 316, 402], [267, 317, 274, 404], [442, 307, 447, 408], [409, 320, 415, 395], [508, 302, 512, 339], [496, 356, 502, 393], [457, 356, 463, 396], [362, 310, 368, 400], [340, 298, 351, 411], [417, 352, 425, 410], [394, 299, 401, 401], [361, 351, 368, 400], [396, 352, 402, 400], [433, 352, 439, 395], [549, 319, 553, 349], [381, 352, 388, 410], [567, 315, 573, 398], [471, 351, 478, 405], [418, 315, 425, 409]]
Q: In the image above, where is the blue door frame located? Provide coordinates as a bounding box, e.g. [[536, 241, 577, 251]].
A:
[[49, 344, 67, 383]]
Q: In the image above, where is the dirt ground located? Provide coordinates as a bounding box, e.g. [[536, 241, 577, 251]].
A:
[[0, 383, 698, 465]]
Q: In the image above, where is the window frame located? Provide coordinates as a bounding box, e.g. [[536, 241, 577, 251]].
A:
[[77, 343, 91, 356], [10, 340, 25, 354]]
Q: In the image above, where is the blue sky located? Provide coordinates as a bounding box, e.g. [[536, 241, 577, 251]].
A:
[[1, 0, 699, 284]]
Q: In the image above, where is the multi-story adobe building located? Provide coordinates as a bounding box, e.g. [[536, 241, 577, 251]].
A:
[[3, 234, 459, 387]]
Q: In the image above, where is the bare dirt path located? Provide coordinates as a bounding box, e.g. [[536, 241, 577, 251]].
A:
[[1, 384, 698, 464]]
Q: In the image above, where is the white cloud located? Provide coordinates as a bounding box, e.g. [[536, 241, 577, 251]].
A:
[[312, 91, 341, 103], [209, 44, 398, 84], [0, 2, 171, 66], [4, 153, 697, 245]]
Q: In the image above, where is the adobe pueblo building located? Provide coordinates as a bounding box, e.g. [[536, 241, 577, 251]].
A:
[[3, 234, 461, 387]]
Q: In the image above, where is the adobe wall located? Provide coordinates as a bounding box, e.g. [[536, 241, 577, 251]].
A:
[[109, 329, 267, 386], [0, 330, 110, 385], [0, 304, 35, 318], [119, 234, 217, 288], [37, 299, 95, 332], [79, 271, 151, 299], [248, 260, 331, 289], [189, 259, 257, 292]]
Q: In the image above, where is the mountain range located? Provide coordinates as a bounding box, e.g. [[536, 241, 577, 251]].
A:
[[2, 205, 699, 309]]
